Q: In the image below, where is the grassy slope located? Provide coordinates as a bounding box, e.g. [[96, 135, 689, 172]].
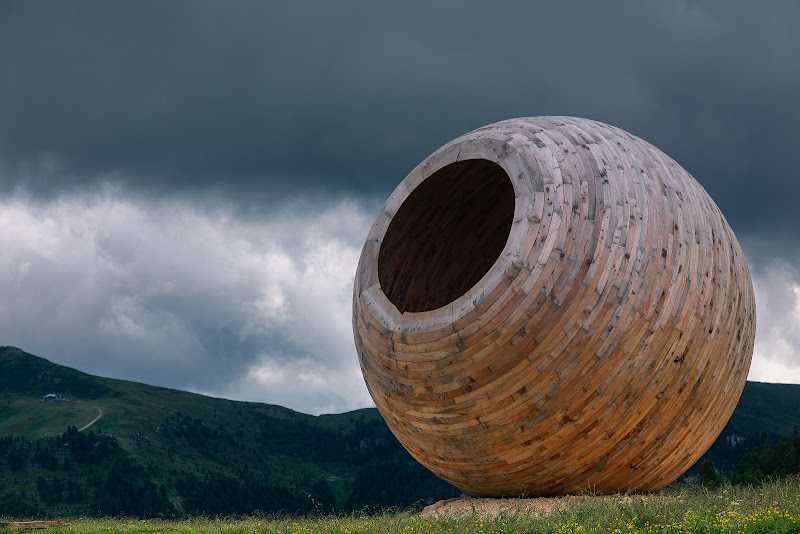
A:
[[2, 346, 800, 505], [0, 397, 99, 438], [0, 346, 369, 506], [0, 347, 113, 399], [0, 347, 438, 512], [7, 346, 799, 441], [727, 381, 800, 436]]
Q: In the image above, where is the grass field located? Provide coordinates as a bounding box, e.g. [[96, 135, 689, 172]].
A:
[[0, 398, 100, 439], [2, 477, 798, 533]]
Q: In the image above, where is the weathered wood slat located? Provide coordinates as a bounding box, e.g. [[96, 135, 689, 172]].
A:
[[352, 117, 755, 497]]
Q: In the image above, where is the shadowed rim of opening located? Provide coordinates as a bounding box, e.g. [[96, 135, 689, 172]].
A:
[[377, 159, 515, 314]]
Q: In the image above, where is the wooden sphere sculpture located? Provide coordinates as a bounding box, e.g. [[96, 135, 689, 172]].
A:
[[352, 117, 755, 497]]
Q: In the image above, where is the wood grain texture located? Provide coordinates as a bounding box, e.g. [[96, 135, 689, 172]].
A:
[[352, 117, 755, 497]]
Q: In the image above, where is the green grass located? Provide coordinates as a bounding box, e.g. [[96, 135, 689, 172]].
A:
[[2, 477, 799, 534], [0, 397, 100, 438]]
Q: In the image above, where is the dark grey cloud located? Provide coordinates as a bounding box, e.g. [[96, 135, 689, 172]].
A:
[[1, 1, 800, 412], [1, 1, 799, 233]]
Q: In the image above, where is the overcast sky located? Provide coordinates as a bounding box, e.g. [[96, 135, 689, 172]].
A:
[[1, 1, 799, 415]]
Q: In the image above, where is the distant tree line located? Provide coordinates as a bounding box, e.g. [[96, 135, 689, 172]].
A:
[[697, 426, 800, 487], [0, 414, 462, 518], [176, 471, 313, 515], [96, 459, 171, 516], [3, 422, 799, 519], [0, 427, 171, 518], [343, 416, 462, 510]]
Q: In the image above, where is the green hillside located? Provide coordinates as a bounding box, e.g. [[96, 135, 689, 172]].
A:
[[0, 347, 113, 399], [727, 381, 800, 435], [674, 380, 800, 480], [0, 346, 460, 517], [1, 346, 798, 517]]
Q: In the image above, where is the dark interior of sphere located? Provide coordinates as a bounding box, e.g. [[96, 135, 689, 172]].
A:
[[378, 159, 515, 313]]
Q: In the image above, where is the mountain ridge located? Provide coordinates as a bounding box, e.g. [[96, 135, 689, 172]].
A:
[[1, 345, 799, 517], [0, 346, 460, 516]]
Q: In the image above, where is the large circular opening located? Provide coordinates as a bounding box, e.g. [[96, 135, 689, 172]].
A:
[[378, 159, 515, 313]]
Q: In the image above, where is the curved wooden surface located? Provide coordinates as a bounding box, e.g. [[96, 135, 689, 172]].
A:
[[352, 117, 755, 497]]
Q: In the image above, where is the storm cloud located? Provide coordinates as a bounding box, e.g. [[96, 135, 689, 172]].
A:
[[0, 189, 375, 413], [2, 2, 799, 226], [1, 1, 799, 413]]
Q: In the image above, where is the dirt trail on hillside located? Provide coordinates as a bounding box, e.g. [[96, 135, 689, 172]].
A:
[[76, 401, 103, 431]]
